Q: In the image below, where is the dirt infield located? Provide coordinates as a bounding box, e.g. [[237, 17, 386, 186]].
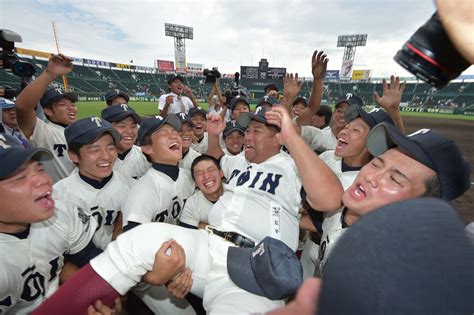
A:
[[402, 116, 474, 224]]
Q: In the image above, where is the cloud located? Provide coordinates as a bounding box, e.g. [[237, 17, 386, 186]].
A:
[[1, 0, 472, 78]]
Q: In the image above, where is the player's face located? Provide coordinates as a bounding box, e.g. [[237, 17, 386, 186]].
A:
[[110, 96, 128, 106], [70, 134, 118, 181], [2, 108, 17, 129], [335, 118, 371, 163], [343, 148, 436, 216], [292, 103, 306, 117], [180, 122, 195, 151], [191, 114, 207, 138], [311, 115, 326, 129], [44, 99, 77, 125], [169, 80, 183, 95], [333, 103, 349, 129], [231, 102, 250, 120], [0, 161, 54, 230], [244, 121, 280, 163], [142, 124, 182, 164], [193, 160, 224, 197], [112, 116, 138, 153], [224, 131, 244, 155]]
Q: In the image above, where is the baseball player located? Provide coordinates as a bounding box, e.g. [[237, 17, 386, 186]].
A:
[[222, 120, 245, 156], [104, 90, 129, 107], [176, 112, 202, 170], [158, 74, 198, 116], [0, 133, 101, 313], [228, 95, 250, 121], [179, 155, 225, 229], [189, 107, 208, 154], [53, 117, 131, 250], [15, 54, 76, 183], [101, 104, 151, 180]]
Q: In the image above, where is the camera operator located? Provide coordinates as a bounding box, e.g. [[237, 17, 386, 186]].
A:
[[158, 74, 198, 116], [208, 79, 230, 122], [0, 97, 29, 148]]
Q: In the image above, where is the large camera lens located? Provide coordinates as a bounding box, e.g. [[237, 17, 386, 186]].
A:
[[12, 60, 36, 78], [394, 12, 470, 88]]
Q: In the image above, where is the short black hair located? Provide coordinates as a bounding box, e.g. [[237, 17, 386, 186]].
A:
[[190, 154, 221, 181], [422, 174, 442, 198], [140, 134, 153, 163]]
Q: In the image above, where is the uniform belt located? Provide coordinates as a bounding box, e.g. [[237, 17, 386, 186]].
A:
[[205, 226, 255, 248]]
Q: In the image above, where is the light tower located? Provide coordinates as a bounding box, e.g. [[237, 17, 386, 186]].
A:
[[337, 34, 368, 80], [165, 23, 193, 73]]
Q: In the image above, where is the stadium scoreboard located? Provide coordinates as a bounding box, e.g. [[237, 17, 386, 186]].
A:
[[240, 58, 286, 94]]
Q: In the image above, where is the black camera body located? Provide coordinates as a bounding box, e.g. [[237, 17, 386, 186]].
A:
[[394, 13, 470, 89], [203, 67, 221, 83], [0, 29, 36, 78]]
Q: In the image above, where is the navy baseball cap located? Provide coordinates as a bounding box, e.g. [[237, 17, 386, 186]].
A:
[[335, 94, 363, 108], [101, 104, 140, 123], [0, 97, 15, 109], [137, 115, 182, 146], [256, 95, 279, 109], [65, 117, 120, 146], [40, 88, 78, 108], [167, 74, 184, 85], [104, 90, 129, 104], [238, 106, 279, 130], [227, 237, 303, 300], [188, 107, 207, 119], [223, 120, 245, 138], [174, 112, 195, 129], [318, 198, 474, 315], [367, 122, 470, 200], [0, 133, 52, 179], [229, 95, 250, 112], [344, 105, 394, 128], [292, 96, 308, 107]]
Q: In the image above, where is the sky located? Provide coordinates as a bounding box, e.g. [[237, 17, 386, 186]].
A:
[[1, 0, 473, 78]]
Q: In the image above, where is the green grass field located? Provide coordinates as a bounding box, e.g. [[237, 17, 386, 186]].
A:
[[76, 101, 474, 121]]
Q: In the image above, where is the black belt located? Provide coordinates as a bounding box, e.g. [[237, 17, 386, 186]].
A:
[[205, 226, 255, 248]]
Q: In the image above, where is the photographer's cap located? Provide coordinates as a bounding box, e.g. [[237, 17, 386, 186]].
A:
[[101, 104, 141, 124], [238, 106, 280, 131], [335, 93, 363, 108], [167, 74, 184, 85], [223, 120, 245, 138], [104, 90, 130, 104], [344, 105, 393, 128], [188, 107, 207, 119], [0, 133, 52, 178], [256, 96, 279, 109], [367, 122, 470, 200], [40, 88, 78, 108], [65, 117, 120, 146], [0, 97, 15, 109], [174, 112, 195, 129], [227, 237, 303, 300], [229, 95, 250, 111], [137, 115, 182, 146]]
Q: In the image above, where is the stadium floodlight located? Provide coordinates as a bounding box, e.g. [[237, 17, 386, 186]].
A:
[[165, 23, 194, 73], [337, 33, 368, 80], [165, 23, 193, 40]]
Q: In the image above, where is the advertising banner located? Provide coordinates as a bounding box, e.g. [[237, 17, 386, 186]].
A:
[[15, 47, 52, 59], [351, 69, 372, 81], [340, 59, 353, 79], [157, 60, 175, 72], [324, 70, 340, 80]]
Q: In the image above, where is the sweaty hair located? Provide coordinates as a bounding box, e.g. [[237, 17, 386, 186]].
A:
[[190, 154, 221, 181], [422, 174, 442, 198]]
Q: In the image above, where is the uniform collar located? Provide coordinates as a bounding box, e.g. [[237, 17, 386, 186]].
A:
[[118, 148, 132, 160], [152, 163, 180, 181], [79, 172, 113, 189]]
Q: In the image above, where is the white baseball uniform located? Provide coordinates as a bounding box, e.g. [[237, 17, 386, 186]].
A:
[[53, 169, 131, 250], [158, 93, 194, 114], [191, 132, 208, 154], [25, 118, 75, 183], [300, 125, 337, 153], [0, 199, 96, 314], [114, 145, 151, 181], [179, 189, 216, 227], [319, 150, 360, 190], [178, 148, 202, 171], [121, 166, 195, 226]]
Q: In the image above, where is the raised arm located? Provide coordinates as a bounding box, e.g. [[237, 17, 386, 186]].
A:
[[280, 73, 303, 114], [266, 107, 343, 212], [15, 54, 73, 137], [296, 50, 328, 126], [208, 82, 217, 107], [183, 86, 199, 108], [206, 113, 226, 160], [373, 75, 406, 133]]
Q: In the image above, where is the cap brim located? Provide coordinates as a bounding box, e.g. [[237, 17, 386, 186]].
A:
[[71, 128, 121, 145], [238, 112, 266, 128], [0, 148, 52, 178], [227, 246, 266, 297], [367, 122, 435, 169], [106, 111, 141, 124], [224, 127, 244, 138], [345, 105, 376, 127], [45, 93, 78, 107]]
